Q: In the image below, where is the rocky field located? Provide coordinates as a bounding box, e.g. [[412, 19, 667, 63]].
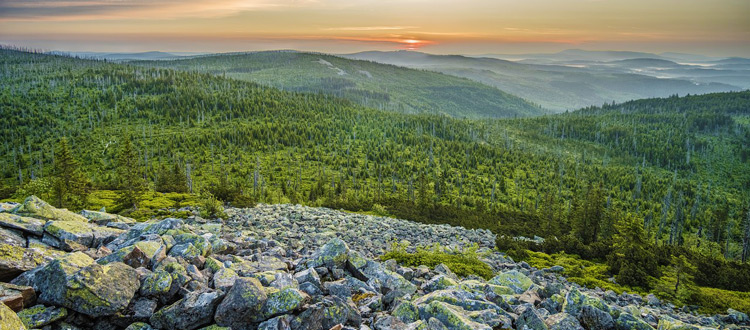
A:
[[0, 196, 748, 330]]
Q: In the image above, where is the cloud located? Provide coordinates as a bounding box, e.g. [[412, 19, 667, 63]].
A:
[[0, 0, 314, 21]]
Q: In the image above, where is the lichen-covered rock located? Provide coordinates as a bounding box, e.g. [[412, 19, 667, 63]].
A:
[[294, 267, 322, 288], [290, 295, 360, 330], [422, 275, 459, 293], [393, 300, 420, 323], [418, 300, 492, 330], [11, 196, 88, 222], [150, 290, 224, 330], [258, 315, 291, 330], [615, 312, 654, 330], [125, 322, 154, 330], [727, 309, 749, 324], [0, 302, 26, 330], [488, 270, 533, 294], [260, 287, 309, 319], [80, 209, 136, 225], [214, 277, 268, 327], [414, 289, 500, 313], [212, 268, 238, 291], [563, 287, 585, 316], [545, 312, 584, 330], [656, 316, 709, 330], [0, 213, 45, 236], [578, 305, 614, 330], [99, 240, 166, 269], [140, 269, 173, 298], [16, 304, 67, 328], [515, 305, 548, 330], [305, 237, 350, 269], [35, 255, 139, 317], [0, 243, 61, 280]]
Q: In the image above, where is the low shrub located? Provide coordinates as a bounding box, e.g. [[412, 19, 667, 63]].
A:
[[381, 243, 494, 279]]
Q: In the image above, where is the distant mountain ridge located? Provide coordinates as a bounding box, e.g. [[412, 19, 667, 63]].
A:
[[345, 50, 746, 111], [132, 51, 546, 118]]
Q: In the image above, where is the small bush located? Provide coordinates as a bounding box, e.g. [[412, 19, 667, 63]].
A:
[[381, 243, 494, 279], [371, 203, 389, 217], [199, 192, 227, 219]]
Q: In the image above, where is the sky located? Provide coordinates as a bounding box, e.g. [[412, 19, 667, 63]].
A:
[[0, 0, 748, 56]]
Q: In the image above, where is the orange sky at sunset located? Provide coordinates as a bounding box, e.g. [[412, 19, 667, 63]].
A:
[[0, 0, 748, 55]]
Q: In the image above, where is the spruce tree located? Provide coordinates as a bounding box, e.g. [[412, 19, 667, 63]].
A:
[[608, 213, 657, 289], [117, 135, 146, 210], [52, 137, 89, 210]]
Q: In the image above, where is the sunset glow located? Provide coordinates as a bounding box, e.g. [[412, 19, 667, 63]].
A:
[[0, 0, 747, 55]]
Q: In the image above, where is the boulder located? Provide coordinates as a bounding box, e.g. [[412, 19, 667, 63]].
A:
[[16, 304, 68, 328], [214, 277, 268, 327], [0, 213, 45, 236], [578, 305, 614, 330], [99, 240, 166, 269], [0, 243, 59, 280], [0, 302, 26, 330], [260, 287, 309, 319], [35, 254, 139, 317], [488, 270, 533, 294], [515, 305, 549, 330], [80, 209, 136, 225], [140, 269, 173, 298], [290, 295, 360, 330], [614, 312, 654, 330], [305, 238, 351, 269], [125, 323, 155, 330], [545, 313, 584, 330], [419, 300, 492, 330], [212, 268, 239, 291], [392, 300, 420, 323], [0, 282, 36, 311], [422, 274, 458, 293], [11, 196, 88, 222], [150, 290, 224, 330], [258, 315, 292, 330]]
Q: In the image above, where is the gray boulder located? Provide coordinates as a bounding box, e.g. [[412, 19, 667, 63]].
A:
[[214, 277, 268, 327], [150, 290, 224, 330]]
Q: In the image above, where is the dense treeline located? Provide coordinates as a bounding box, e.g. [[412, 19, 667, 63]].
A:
[[1, 49, 749, 301]]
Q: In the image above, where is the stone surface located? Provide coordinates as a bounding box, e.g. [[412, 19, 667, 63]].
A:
[[0, 302, 26, 330], [16, 304, 67, 328], [1, 199, 746, 330], [150, 290, 224, 330], [214, 277, 268, 327], [0, 282, 36, 311]]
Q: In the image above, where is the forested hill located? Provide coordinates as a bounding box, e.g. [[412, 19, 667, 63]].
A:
[[2, 49, 750, 311], [130, 51, 546, 118]]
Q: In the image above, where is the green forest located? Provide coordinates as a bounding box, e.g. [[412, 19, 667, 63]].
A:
[[1, 48, 749, 313]]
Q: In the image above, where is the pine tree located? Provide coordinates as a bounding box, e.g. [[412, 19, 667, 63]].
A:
[[116, 135, 146, 210], [52, 137, 89, 210], [608, 213, 657, 289]]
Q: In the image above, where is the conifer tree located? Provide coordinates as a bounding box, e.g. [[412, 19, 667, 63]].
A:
[[117, 135, 146, 210], [608, 213, 657, 289], [52, 137, 89, 210]]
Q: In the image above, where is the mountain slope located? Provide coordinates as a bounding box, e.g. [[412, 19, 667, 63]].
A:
[[132, 51, 546, 118], [345, 51, 743, 111], [2, 50, 750, 310]]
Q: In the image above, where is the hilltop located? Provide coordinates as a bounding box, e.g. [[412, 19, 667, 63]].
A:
[[132, 51, 545, 118]]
